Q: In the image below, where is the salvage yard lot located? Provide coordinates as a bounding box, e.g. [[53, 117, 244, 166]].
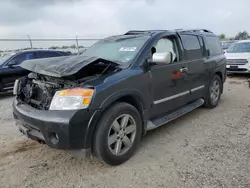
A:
[[0, 76, 250, 188]]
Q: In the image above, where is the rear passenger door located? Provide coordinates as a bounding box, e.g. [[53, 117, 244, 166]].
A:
[[180, 34, 209, 101]]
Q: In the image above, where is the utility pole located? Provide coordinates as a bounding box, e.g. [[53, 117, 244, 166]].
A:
[[76, 35, 80, 55], [27, 35, 33, 49]]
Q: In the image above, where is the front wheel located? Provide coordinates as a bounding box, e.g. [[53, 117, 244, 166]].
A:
[[92, 102, 142, 166], [204, 74, 222, 108]]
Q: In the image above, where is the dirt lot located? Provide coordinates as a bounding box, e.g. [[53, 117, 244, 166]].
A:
[[0, 76, 250, 188]]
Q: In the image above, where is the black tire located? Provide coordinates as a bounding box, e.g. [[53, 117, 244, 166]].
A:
[[0, 80, 3, 92], [92, 102, 142, 166], [204, 74, 222, 109]]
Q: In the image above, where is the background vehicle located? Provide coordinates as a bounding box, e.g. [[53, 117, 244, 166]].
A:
[[222, 41, 234, 52], [225, 40, 250, 73], [13, 29, 226, 165], [0, 50, 71, 92]]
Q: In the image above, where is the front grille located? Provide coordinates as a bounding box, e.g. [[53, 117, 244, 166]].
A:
[[227, 59, 248, 65]]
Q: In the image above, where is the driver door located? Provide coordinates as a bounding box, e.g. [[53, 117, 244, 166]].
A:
[[149, 36, 191, 118]]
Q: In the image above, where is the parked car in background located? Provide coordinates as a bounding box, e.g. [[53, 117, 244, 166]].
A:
[[0, 50, 71, 92], [13, 29, 226, 165], [225, 40, 250, 73], [221, 41, 234, 52]]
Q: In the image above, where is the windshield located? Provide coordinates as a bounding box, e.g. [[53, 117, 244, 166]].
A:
[[80, 36, 150, 64], [0, 54, 13, 66], [227, 42, 250, 53]]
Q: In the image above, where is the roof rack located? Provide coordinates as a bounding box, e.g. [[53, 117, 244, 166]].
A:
[[177, 29, 213, 33], [124, 30, 152, 35]]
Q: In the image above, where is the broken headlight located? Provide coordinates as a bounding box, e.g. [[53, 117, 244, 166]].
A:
[[49, 88, 94, 110]]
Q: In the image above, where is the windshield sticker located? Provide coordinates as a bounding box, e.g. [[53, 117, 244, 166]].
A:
[[119, 47, 137, 52]]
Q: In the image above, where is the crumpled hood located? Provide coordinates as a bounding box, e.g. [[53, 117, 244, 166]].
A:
[[20, 55, 109, 77]]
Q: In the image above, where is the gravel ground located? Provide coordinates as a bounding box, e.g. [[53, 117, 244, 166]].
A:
[[0, 76, 250, 188]]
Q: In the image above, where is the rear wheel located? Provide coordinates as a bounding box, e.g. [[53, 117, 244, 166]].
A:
[[93, 102, 142, 166], [204, 75, 222, 108]]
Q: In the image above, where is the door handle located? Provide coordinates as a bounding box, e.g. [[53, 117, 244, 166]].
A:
[[180, 67, 188, 73]]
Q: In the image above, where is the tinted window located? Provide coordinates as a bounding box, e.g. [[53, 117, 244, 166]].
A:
[[39, 51, 62, 58], [181, 35, 202, 60], [13, 52, 34, 65], [206, 36, 222, 56]]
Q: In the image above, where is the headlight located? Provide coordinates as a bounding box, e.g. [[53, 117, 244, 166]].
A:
[[49, 88, 94, 110]]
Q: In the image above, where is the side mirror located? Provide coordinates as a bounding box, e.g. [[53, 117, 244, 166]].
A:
[[8, 60, 18, 67], [152, 52, 172, 64]]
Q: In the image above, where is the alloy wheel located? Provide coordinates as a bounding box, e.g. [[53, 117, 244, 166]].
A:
[[210, 80, 220, 104], [108, 114, 137, 156]]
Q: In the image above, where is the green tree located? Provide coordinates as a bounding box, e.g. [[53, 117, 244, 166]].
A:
[[70, 44, 76, 49], [49, 46, 60, 49], [62, 45, 69, 49], [235, 31, 249, 40], [218, 34, 226, 40]]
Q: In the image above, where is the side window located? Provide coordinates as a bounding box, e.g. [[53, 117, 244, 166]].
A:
[[206, 36, 223, 56], [181, 34, 203, 60], [39, 51, 62, 58], [154, 38, 178, 62], [13, 52, 34, 65]]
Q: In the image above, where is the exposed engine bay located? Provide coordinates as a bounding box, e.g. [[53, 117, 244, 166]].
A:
[[16, 60, 120, 110]]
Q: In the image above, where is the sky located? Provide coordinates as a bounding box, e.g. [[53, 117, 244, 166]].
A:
[[0, 0, 250, 50]]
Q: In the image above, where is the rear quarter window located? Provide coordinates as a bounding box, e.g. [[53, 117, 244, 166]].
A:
[[39, 51, 63, 58], [205, 36, 222, 56], [181, 34, 203, 60]]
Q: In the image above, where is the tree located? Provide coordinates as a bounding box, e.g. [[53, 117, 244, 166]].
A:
[[218, 34, 226, 40], [62, 45, 69, 49], [49, 46, 60, 49], [235, 31, 249, 40], [70, 44, 76, 49]]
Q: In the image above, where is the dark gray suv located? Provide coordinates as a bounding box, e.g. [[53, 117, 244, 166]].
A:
[[13, 29, 226, 165]]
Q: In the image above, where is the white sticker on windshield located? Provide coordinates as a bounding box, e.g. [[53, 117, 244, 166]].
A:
[[119, 47, 137, 52]]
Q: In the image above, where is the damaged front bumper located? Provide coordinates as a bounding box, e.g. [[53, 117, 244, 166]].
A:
[[13, 98, 98, 155]]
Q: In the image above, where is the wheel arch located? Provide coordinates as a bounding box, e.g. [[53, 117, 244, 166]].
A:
[[84, 90, 149, 149], [214, 71, 224, 93]]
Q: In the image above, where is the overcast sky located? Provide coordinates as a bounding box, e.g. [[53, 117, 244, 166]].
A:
[[0, 0, 250, 50]]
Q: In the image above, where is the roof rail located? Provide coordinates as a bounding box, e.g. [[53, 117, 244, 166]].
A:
[[177, 29, 213, 33], [124, 30, 152, 35]]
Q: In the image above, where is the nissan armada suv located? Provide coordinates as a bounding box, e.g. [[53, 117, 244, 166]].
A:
[[13, 29, 226, 165]]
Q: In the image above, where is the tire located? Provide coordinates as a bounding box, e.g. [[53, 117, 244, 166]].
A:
[[93, 102, 142, 166], [204, 74, 222, 108]]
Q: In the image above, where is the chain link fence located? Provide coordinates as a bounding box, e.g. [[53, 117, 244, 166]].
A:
[[0, 36, 101, 55]]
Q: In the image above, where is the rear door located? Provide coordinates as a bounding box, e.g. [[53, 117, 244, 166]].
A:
[[149, 35, 191, 118], [180, 34, 209, 101]]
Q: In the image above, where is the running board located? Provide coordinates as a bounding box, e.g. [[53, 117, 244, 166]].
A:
[[146, 98, 204, 131]]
